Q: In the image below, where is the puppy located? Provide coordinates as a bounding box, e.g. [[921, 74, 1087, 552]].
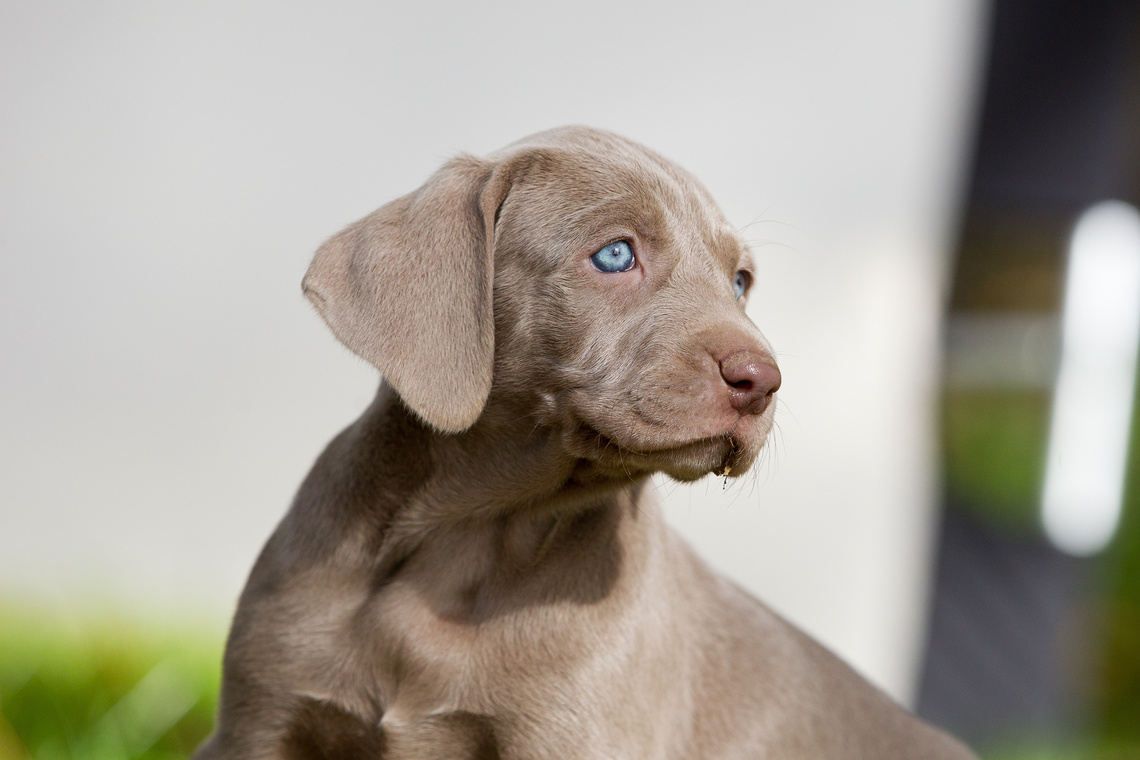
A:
[[195, 127, 977, 759]]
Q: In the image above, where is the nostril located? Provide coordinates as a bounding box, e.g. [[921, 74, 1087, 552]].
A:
[[718, 350, 780, 415]]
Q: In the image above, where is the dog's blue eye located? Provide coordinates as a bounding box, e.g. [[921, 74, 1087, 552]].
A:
[[590, 241, 636, 273], [733, 271, 749, 299]]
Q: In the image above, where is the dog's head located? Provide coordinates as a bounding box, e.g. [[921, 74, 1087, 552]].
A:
[[303, 127, 779, 481]]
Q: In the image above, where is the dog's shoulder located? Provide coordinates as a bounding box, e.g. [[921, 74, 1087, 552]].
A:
[[775, 623, 978, 759], [667, 533, 978, 759]]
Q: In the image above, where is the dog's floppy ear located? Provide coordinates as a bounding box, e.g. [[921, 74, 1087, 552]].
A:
[[303, 155, 513, 433]]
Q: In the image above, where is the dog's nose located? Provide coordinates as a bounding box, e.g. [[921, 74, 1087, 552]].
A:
[[719, 350, 781, 415]]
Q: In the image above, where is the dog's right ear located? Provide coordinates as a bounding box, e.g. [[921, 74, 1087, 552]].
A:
[[302, 155, 515, 434]]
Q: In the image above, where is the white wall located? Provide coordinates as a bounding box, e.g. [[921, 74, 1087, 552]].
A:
[[0, 0, 985, 704]]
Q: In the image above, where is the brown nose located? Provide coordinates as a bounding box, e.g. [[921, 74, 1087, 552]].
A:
[[719, 350, 781, 415]]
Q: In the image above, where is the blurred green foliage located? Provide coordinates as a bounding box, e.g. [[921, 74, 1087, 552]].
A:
[[983, 742, 1140, 760], [0, 603, 221, 760], [942, 388, 1051, 532], [943, 379, 1140, 753], [1095, 373, 1140, 745]]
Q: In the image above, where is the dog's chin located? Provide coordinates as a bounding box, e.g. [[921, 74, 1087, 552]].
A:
[[653, 438, 741, 482], [566, 421, 766, 483], [654, 432, 766, 482]]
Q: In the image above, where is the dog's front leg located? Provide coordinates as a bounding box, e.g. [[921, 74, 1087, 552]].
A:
[[379, 711, 499, 760]]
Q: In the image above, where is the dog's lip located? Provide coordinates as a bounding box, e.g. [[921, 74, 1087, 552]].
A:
[[572, 407, 761, 455], [581, 428, 751, 482], [577, 422, 735, 461], [607, 432, 731, 458], [566, 403, 778, 479]]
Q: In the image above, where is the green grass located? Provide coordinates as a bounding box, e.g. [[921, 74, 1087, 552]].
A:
[[0, 602, 223, 760]]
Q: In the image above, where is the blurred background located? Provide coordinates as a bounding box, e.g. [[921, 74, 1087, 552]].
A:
[[1, 1, 1138, 758]]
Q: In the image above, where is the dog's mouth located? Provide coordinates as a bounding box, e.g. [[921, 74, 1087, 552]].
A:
[[566, 423, 756, 483], [719, 435, 744, 477]]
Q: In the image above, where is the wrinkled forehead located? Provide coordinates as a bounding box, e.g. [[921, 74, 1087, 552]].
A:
[[501, 141, 748, 269]]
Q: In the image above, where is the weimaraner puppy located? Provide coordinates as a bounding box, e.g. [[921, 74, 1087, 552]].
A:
[[195, 126, 977, 759]]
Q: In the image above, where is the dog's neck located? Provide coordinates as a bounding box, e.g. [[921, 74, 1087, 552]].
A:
[[329, 383, 650, 583]]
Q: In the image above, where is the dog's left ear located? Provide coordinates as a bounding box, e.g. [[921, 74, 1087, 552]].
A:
[[302, 155, 515, 434]]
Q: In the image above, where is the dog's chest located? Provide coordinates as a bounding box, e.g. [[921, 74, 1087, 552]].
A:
[[359, 543, 625, 715], [317, 509, 684, 758], [332, 576, 662, 758]]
